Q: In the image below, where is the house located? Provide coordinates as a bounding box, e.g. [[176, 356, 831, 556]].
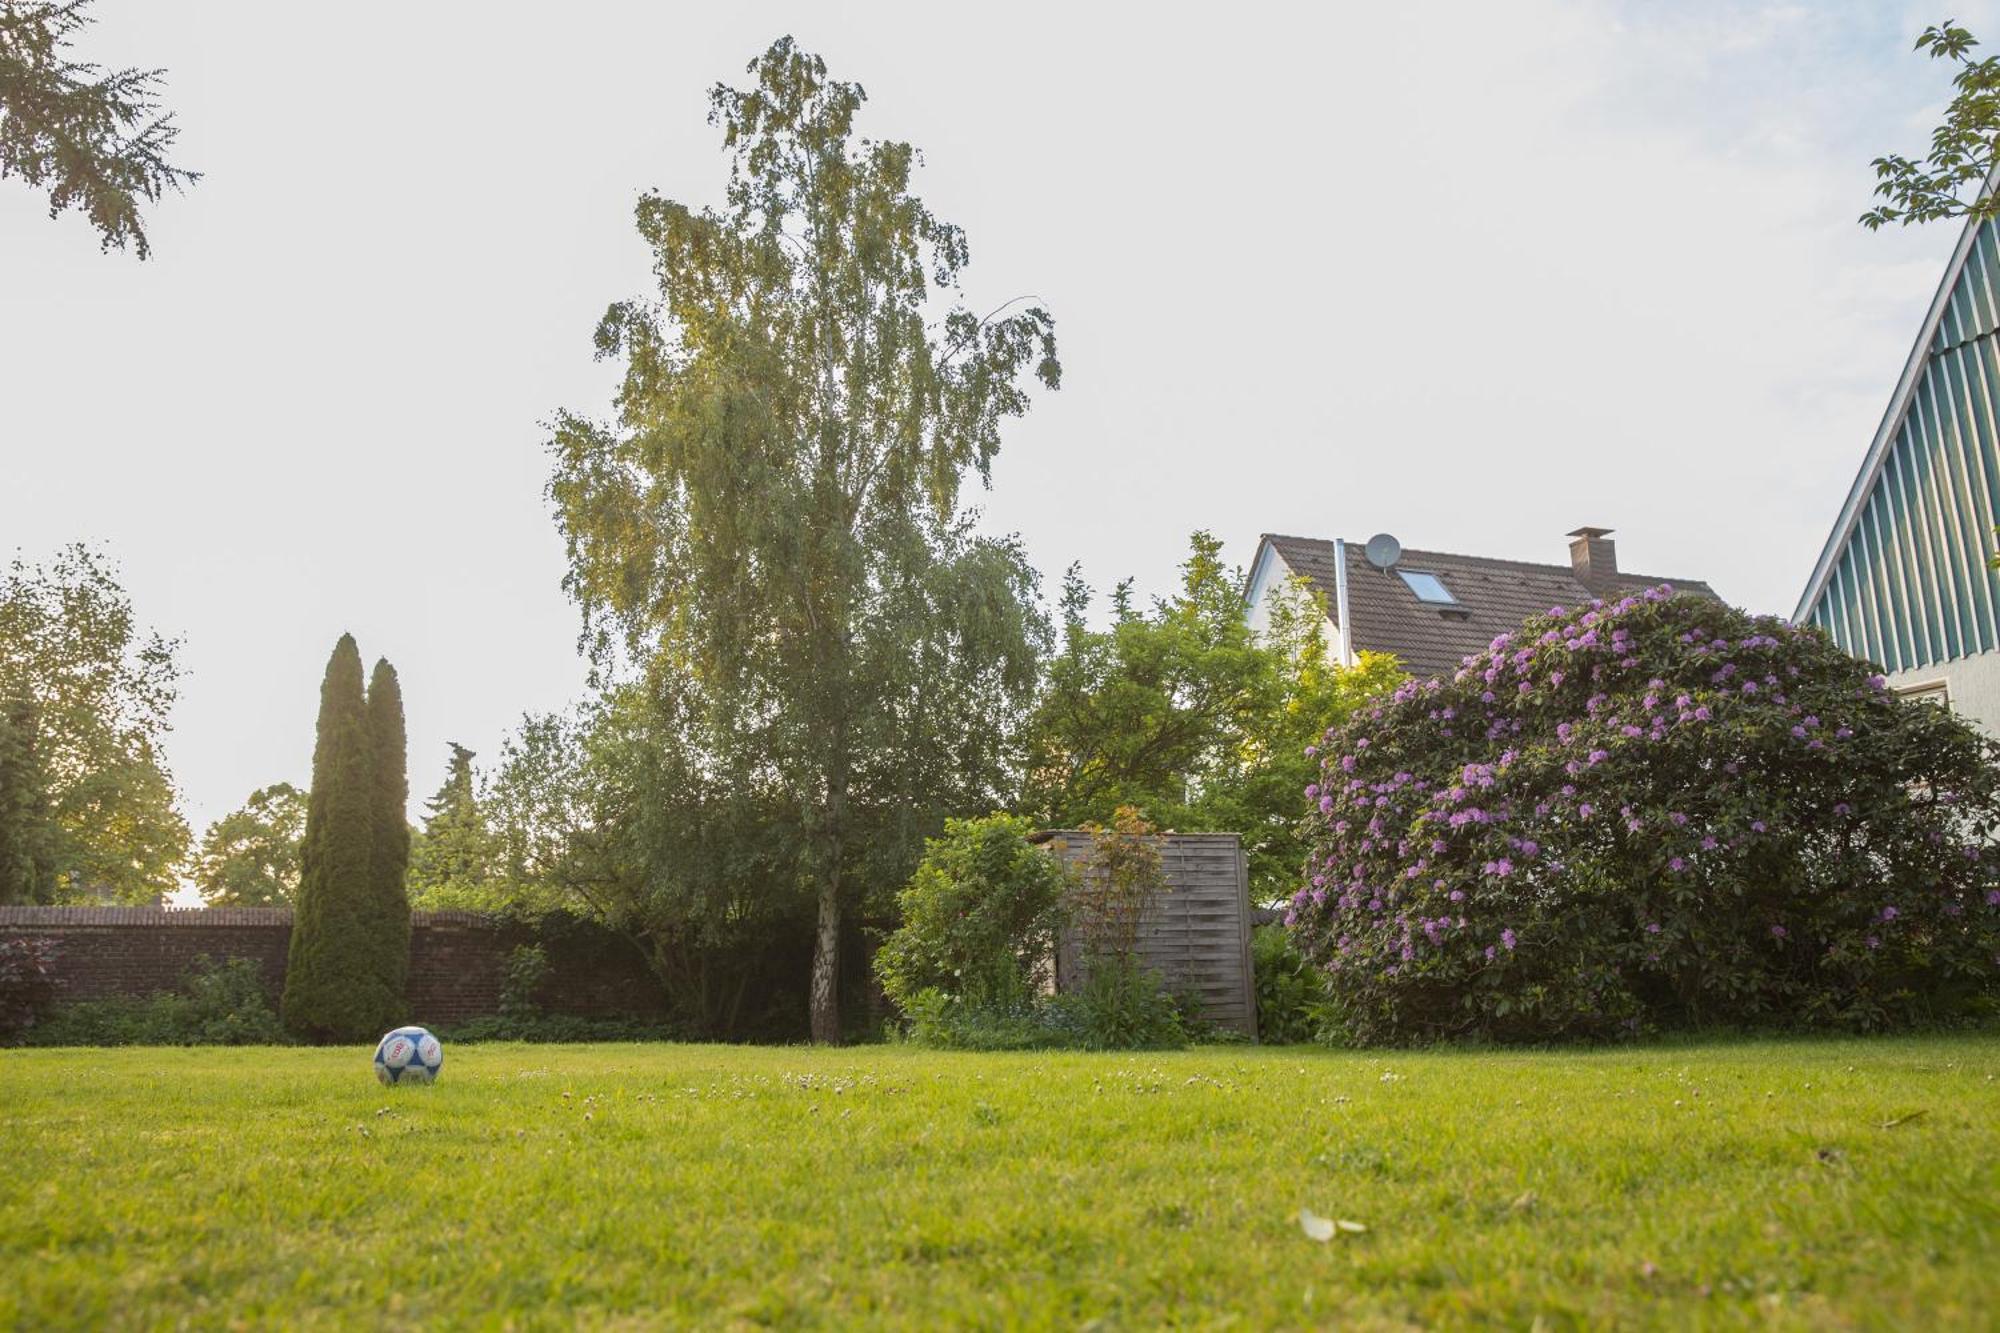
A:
[[1795, 208, 2000, 734], [1244, 527, 1721, 679]]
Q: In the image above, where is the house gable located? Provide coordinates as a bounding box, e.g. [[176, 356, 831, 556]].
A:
[[1796, 208, 2000, 674]]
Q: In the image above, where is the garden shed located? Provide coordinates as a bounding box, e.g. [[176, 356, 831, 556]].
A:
[[1032, 830, 1257, 1040]]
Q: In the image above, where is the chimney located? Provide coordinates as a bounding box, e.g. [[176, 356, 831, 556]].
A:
[[1567, 526, 1617, 592]]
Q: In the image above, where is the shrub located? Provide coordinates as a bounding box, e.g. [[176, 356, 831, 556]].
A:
[[896, 988, 1052, 1051], [874, 814, 1070, 1017], [28, 955, 287, 1046], [440, 1012, 682, 1044], [0, 936, 60, 1041], [1288, 587, 2000, 1044], [439, 943, 685, 1043], [1251, 924, 1333, 1044], [1046, 953, 1188, 1050], [498, 943, 549, 1020]]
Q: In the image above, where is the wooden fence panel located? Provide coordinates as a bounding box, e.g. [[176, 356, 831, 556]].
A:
[[1038, 832, 1257, 1040]]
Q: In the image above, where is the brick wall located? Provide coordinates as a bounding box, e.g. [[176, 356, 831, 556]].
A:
[[0, 906, 666, 1026]]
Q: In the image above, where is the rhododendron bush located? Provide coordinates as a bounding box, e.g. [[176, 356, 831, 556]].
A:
[[1288, 586, 2000, 1043]]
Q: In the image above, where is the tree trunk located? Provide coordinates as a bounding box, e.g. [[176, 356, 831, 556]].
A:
[[809, 871, 841, 1044]]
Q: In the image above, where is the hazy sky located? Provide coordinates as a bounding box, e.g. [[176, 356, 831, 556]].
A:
[[4, 1, 1995, 861]]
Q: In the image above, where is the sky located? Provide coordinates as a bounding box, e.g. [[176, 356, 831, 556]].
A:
[[4, 0, 1997, 870]]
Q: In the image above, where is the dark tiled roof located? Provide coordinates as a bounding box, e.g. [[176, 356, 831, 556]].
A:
[[1261, 534, 1721, 681]]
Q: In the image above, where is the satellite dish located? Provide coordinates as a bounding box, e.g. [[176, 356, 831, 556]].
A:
[[1363, 533, 1402, 570]]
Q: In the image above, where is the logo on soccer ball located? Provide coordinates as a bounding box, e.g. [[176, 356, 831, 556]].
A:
[[373, 1025, 443, 1086]]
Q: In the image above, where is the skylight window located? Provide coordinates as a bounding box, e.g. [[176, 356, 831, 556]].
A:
[[1398, 569, 1458, 605]]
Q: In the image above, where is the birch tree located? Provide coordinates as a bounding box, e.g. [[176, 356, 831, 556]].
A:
[[549, 38, 1056, 1042]]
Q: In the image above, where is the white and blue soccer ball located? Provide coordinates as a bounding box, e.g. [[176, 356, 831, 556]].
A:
[[374, 1026, 443, 1086]]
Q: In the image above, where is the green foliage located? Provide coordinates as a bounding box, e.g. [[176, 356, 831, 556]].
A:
[[1070, 805, 1166, 961], [0, 1, 198, 257], [26, 955, 286, 1047], [480, 699, 818, 1038], [1024, 532, 1402, 904], [283, 636, 400, 1042], [408, 742, 497, 908], [896, 988, 1050, 1050], [440, 942, 682, 1044], [439, 1011, 683, 1045], [873, 814, 1069, 1015], [1291, 589, 2000, 1044], [1045, 953, 1188, 1050], [363, 659, 412, 1009], [1250, 923, 1333, 1045], [548, 37, 1057, 1043], [0, 935, 60, 1040], [498, 942, 547, 1021], [882, 810, 1190, 1050], [0, 544, 188, 903], [189, 783, 306, 906], [0, 684, 56, 903], [1862, 21, 2000, 229]]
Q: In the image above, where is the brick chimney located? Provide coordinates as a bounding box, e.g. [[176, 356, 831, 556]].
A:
[[1567, 526, 1618, 592]]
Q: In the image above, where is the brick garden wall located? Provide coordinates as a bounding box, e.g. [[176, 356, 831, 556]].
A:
[[0, 906, 667, 1026]]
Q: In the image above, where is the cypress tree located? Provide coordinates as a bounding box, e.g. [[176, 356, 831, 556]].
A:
[[364, 658, 412, 1009], [0, 683, 56, 905], [283, 635, 396, 1040]]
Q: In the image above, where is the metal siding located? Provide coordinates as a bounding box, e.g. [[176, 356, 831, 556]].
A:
[[1940, 350, 2000, 649], [1810, 217, 2000, 671]]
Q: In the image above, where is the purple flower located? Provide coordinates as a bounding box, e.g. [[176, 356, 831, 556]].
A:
[[1645, 922, 1661, 934], [1669, 856, 1686, 873], [1880, 905, 1899, 922], [1750, 820, 1766, 834], [1769, 924, 1787, 939], [1500, 928, 1518, 951]]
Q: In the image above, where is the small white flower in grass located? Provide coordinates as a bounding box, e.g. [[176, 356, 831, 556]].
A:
[[1298, 1209, 1366, 1242]]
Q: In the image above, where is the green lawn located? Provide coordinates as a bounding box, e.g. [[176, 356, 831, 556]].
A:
[[2, 1037, 1996, 1329]]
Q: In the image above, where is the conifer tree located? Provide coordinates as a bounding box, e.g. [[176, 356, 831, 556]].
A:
[[0, 683, 56, 904], [408, 742, 493, 905], [282, 635, 396, 1040], [363, 658, 412, 1007]]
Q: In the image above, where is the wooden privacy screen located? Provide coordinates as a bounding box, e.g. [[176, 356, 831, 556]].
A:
[[1035, 831, 1258, 1040]]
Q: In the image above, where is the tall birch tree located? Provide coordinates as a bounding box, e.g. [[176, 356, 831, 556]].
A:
[[549, 38, 1057, 1042]]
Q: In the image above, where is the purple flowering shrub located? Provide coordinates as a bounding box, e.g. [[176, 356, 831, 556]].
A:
[[1288, 587, 2000, 1043]]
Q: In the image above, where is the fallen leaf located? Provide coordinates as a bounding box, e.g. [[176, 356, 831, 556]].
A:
[[1299, 1209, 1335, 1242], [1880, 1110, 1928, 1130]]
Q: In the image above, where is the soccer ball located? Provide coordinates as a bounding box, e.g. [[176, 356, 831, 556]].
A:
[[374, 1026, 443, 1086]]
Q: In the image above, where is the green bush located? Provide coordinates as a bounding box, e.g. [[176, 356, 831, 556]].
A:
[[1046, 954, 1188, 1050], [874, 814, 1070, 1016], [1251, 924, 1334, 1044], [896, 962, 1191, 1052], [439, 1011, 682, 1044], [1291, 588, 2000, 1044], [896, 988, 1053, 1051], [28, 956, 288, 1046]]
